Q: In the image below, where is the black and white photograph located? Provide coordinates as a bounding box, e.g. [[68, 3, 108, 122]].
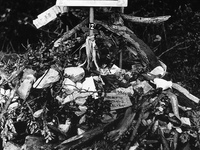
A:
[[0, 0, 200, 149]]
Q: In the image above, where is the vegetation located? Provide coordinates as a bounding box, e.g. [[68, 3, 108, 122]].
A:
[[1, 0, 200, 95], [0, 0, 200, 149]]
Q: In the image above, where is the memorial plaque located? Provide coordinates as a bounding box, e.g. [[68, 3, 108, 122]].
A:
[[56, 0, 128, 7]]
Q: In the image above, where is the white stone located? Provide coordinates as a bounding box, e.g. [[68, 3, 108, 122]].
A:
[[33, 68, 60, 89], [64, 67, 85, 82], [62, 78, 76, 94]]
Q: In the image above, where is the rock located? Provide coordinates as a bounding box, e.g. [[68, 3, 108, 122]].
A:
[[62, 78, 76, 94], [21, 136, 55, 150], [17, 69, 36, 100], [64, 67, 85, 83], [33, 68, 60, 89], [58, 119, 71, 133], [33, 109, 44, 118], [3, 141, 21, 150]]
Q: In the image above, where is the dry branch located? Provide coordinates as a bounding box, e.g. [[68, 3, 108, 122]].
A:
[[121, 14, 171, 24], [55, 119, 117, 150], [54, 18, 88, 47], [158, 127, 170, 150], [125, 108, 144, 150], [107, 107, 136, 141]]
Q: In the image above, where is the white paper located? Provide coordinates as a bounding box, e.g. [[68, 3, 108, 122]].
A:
[[153, 78, 172, 90], [34, 5, 59, 28], [110, 64, 121, 74], [150, 66, 165, 77]]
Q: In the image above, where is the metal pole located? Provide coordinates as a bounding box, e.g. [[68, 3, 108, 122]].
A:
[[89, 7, 94, 36], [63, 6, 69, 32]]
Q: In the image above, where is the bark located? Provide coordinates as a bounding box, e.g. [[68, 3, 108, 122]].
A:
[[121, 14, 171, 24]]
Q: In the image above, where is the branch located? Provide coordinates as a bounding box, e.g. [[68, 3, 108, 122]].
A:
[[125, 108, 144, 150], [55, 119, 117, 150], [121, 14, 171, 24], [158, 42, 185, 58], [107, 107, 136, 141], [54, 18, 88, 47]]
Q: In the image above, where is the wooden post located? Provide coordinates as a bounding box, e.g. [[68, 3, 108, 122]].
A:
[[119, 7, 124, 68], [63, 6, 69, 32]]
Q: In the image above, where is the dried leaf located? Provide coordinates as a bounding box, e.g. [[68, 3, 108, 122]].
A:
[[8, 102, 19, 110], [166, 92, 181, 120], [129, 143, 139, 150], [17, 69, 36, 100], [58, 119, 71, 133], [0, 69, 8, 85], [33, 109, 44, 118]]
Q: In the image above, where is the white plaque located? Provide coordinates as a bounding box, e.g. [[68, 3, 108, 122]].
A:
[[56, 0, 128, 7]]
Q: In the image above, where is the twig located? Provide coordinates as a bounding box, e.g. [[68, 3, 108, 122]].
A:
[[107, 107, 136, 141], [124, 93, 164, 150], [158, 127, 170, 150], [55, 118, 118, 150], [172, 130, 178, 150], [25, 101, 34, 116], [158, 42, 185, 58], [9, 41, 15, 53], [54, 18, 88, 47]]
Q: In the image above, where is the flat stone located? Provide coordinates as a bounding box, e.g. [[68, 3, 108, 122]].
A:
[[20, 136, 55, 150]]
